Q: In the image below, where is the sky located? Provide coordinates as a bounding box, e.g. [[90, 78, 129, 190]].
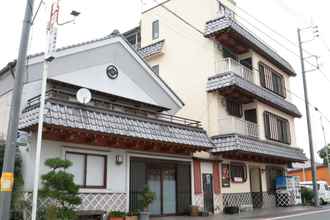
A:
[[1, 0, 330, 162]]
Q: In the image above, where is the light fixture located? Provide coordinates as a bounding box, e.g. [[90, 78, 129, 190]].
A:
[[115, 154, 124, 165], [70, 10, 80, 17]]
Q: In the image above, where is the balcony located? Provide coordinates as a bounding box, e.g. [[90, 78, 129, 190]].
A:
[[219, 117, 258, 138], [216, 58, 254, 83], [205, 5, 296, 76]]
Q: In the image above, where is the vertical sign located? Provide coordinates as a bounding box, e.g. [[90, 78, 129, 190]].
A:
[[221, 164, 230, 188]]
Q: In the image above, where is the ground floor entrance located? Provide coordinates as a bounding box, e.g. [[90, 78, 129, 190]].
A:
[[130, 157, 191, 216], [249, 167, 263, 208]]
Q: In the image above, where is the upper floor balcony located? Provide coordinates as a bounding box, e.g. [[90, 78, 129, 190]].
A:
[[219, 116, 258, 138], [208, 57, 301, 118], [205, 3, 296, 77]]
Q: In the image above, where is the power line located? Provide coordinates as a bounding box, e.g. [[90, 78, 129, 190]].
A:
[[150, 0, 330, 125], [31, 0, 44, 25]]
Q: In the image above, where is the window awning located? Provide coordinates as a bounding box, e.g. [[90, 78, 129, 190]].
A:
[[211, 134, 307, 163]]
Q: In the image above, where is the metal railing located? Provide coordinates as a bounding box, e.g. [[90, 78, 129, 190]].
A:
[[216, 58, 254, 83], [26, 88, 202, 128], [219, 117, 258, 138]]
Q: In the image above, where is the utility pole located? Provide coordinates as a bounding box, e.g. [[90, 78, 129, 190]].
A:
[[297, 27, 319, 207], [0, 0, 35, 219], [30, 1, 79, 219]]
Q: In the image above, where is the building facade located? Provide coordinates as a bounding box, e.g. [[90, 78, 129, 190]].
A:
[[124, 0, 306, 212], [0, 34, 216, 217]]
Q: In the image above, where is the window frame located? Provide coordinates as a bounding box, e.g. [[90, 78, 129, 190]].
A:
[[264, 111, 291, 144], [226, 99, 243, 118], [258, 62, 286, 98], [65, 151, 107, 189], [152, 20, 159, 40], [230, 163, 247, 183]]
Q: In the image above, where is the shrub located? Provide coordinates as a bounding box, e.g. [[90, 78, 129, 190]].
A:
[[141, 185, 156, 211], [301, 187, 314, 205], [109, 211, 127, 217], [39, 158, 81, 220]]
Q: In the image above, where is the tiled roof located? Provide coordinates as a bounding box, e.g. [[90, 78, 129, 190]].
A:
[[138, 40, 165, 58], [207, 72, 302, 117], [205, 16, 296, 76], [211, 134, 307, 162], [19, 100, 213, 149]]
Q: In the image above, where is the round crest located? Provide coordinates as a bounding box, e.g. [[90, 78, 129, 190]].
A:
[[76, 88, 92, 104], [106, 65, 119, 79]]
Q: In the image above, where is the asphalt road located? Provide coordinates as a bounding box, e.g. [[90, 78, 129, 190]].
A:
[[258, 207, 330, 220]]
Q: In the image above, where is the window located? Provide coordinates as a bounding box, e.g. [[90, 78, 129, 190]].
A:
[[151, 65, 159, 75], [226, 99, 242, 117], [259, 62, 286, 97], [230, 163, 247, 183], [266, 166, 284, 192], [222, 47, 238, 60], [152, 20, 159, 40], [264, 111, 291, 144], [65, 152, 107, 188]]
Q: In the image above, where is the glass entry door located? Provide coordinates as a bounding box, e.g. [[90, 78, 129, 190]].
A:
[[148, 169, 162, 215], [147, 168, 176, 216]]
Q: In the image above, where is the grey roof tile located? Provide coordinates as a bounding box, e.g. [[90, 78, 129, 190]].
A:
[[19, 100, 213, 149], [205, 16, 296, 76], [138, 40, 165, 58], [207, 72, 302, 117], [211, 134, 307, 162]]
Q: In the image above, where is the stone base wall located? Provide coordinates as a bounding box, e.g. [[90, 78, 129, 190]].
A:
[[223, 192, 277, 210], [193, 193, 204, 210], [22, 192, 127, 219], [213, 193, 223, 214]]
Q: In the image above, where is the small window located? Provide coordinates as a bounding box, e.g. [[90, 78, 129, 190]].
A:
[[264, 111, 291, 144], [226, 99, 242, 117], [151, 65, 159, 75], [65, 152, 107, 188], [152, 20, 159, 40], [259, 62, 286, 97], [230, 163, 247, 183]]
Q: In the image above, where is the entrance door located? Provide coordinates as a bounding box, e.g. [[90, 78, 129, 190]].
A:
[[148, 168, 162, 215], [203, 174, 214, 213], [147, 168, 177, 216], [249, 167, 263, 208]]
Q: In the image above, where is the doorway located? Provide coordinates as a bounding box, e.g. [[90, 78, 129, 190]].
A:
[[203, 174, 214, 213], [249, 167, 263, 208], [147, 167, 176, 215], [130, 158, 191, 216]]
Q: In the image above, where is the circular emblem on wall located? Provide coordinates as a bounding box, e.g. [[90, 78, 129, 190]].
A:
[[106, 65, 119, 79]]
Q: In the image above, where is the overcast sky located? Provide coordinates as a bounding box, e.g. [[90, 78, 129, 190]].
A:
[[1, 0, 330, 161]]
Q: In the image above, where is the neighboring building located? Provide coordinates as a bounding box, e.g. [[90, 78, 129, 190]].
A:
[[0, 33, 214, 217], [289, 163, 330, 185], [124, 0, 306, 212]]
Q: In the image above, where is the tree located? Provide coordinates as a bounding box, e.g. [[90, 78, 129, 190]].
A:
[[40, 158, 81, 220], [0, 144, 24, 219], [319, 145, 330, 165]]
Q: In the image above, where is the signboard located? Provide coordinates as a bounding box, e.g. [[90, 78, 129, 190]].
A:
[[222, 164, 230, 187]]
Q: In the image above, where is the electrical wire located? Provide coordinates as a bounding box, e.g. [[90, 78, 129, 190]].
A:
[[150, 0, 330, 126], [31, 0, 44, 25]]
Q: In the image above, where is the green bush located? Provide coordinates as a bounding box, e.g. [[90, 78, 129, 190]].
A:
[[40, 158, 81, 220], [109, 211, 127, 217], [141, 185, 156, 211], [301, 187, 314, 205]]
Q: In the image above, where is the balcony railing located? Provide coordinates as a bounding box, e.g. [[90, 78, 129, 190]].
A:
[[216, 58, 254, 83], [219, 117, 258, 138]]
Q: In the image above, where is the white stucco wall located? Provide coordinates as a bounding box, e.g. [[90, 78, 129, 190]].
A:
[[21, 135, 128, 193]]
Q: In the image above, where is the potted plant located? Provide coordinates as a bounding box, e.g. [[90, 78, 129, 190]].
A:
[[108, 211, 127, 220], [125, 210, 139, 220], [139, 186, 156, 220]]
